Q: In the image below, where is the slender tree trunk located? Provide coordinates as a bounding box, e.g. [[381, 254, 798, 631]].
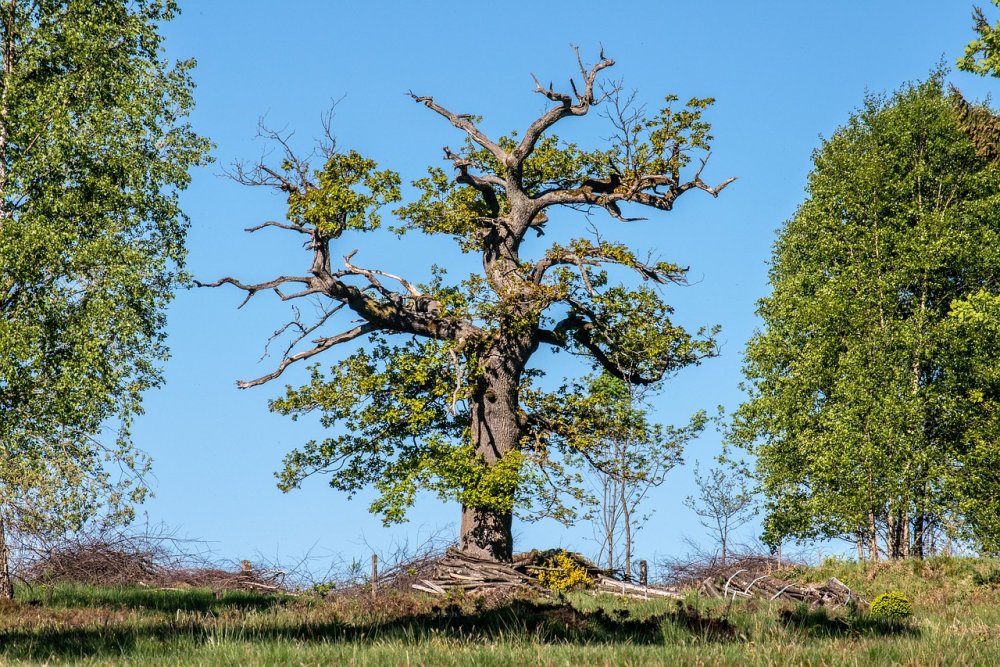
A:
[[901, 507, 910, 559], [887, 511, 898, 560], [606, 511, 615, 572], [621, 476, 632, 581], [912, 474, 927, 559], [0, 5, 10, 600], [619, 433, 633, 580], [720, 517, 728, 566], [601, 477, 618, 570], [0, 510, 13, 600], [869, 511, 880, 563]]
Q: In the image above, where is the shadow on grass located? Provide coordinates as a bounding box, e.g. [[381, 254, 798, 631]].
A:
[[20, 584, 287, 613], [0, 598, 739, 661], [779, 605, 920, 638]]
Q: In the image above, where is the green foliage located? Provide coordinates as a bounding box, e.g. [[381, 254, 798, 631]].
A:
[[520, 373, 702, 532], [618, 95, 717, 182], [869, 591, 913, 622], [533, 551, 593, 592], [950, 89, 1000, 165], [972, 563, 1000, 586], [287, 150, 400, 235], [945, 292, 1000, 553], [959, 1, 1000, 77], [0, 0, 210, 554], [273, 336, 474, 523], [731, 74, 1000, 552], [310, 581, 337, 598]]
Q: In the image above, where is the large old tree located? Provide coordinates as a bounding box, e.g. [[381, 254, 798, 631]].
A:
[[205, 52, 731, 561]]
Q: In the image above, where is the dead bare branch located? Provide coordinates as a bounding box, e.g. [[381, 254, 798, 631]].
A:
[[237, 323, 378, 389], [408, 91, 507, 162]]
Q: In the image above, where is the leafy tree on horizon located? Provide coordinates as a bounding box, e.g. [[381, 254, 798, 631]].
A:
[[0, 0, 210, 598], [202, 50, 732, 562], [959, 1, 1000, 77], [731, 74, 1000, 560]]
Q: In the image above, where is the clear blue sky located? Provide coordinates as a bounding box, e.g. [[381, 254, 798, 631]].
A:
[[129, 1, 996, 569]]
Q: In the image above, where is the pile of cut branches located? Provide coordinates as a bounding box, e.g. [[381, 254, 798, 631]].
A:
[[660, 553, 788, 588], [157, 561, 286, 593], [24, 534, 162, 587], [700, 568, 865, 607], [22, 533, 286, 592], [410, 548, 679, 599], [411, 549, 545, 596]]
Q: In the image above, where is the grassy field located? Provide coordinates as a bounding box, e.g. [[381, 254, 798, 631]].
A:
[[1, 557, 999, 665]]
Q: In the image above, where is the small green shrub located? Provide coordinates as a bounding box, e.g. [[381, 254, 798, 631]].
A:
[[972, 565, 1000, 586], [310, 581, 336, 598], [869, 591, 913, 621]]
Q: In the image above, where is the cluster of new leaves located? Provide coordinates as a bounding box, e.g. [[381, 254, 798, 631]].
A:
[[0, 0, 210, 544], [554, 282, 720, 384], [732, 75, 1000, 554], [605, 94, 718, 202], [396, 94, 725, 250], [285, 150, 401, 236], [959, 1, 1000, 77]]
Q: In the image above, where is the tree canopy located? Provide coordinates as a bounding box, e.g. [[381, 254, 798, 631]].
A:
[[959, 1, 1000, 77], [205, 51, 730, 561], [731, 75, 1000, 559], [0, 0, 210, 596]]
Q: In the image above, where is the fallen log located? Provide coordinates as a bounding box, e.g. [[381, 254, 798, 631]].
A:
[[592, 575, 681, 599]]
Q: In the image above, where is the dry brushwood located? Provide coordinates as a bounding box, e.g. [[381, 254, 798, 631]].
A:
[[410, 548, 680, 599], [22, 534, 287, 593], [24, 536, 162, 587], [411, 548, 546, 596], [700, 568, 865, 608], [154, 564, 287, 593], [659, 552, 790, 588]]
